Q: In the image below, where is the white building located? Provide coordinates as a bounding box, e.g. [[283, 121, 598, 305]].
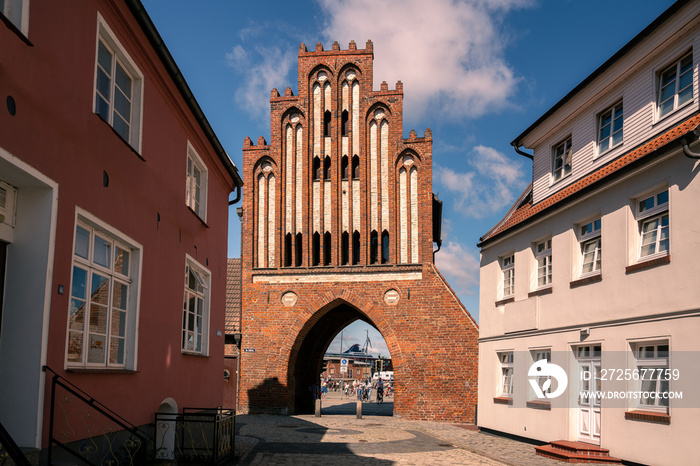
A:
[[477, 1, 700, 464]]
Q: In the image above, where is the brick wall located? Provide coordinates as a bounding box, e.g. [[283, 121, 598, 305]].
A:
[[239, 40, 478, 422]]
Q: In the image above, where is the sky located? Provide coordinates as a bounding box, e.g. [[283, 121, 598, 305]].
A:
[[144, 0, 677, 358]]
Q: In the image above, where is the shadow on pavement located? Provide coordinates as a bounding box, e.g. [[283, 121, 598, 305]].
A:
[[234, 415, 395, 465]]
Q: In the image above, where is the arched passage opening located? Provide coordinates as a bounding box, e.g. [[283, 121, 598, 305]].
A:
[[287, 300, 393, 415]]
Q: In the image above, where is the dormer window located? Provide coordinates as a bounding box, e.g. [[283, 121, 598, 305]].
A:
[[552, 137, 572, 182], [597, 102, 623, 154], [657, 51, 693, 119]]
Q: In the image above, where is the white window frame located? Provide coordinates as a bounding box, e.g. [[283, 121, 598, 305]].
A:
[[535, 238, 552, 288], [182, 255, 211, 356], [635, 187, 669, 260], [530, 349, 552, 399], [552, 137, 572, 183], [632, 341, 670, 413], [185, 142, 208, 221], [66, 210, 142, 370], [501, 254, 514, 298], [656, 50, 694, 120], [1, 0, 29, 36], [578, 218, 601, 277], [498, 351, 514, 398], [93, 14, 144, 152], [597, 101, 623, 155]]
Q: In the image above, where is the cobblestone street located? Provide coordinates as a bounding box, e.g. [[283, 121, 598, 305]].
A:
[[234, 393, 562, 465]]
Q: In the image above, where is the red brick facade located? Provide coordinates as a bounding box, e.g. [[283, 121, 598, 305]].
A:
[[239, 40, 478, 422]]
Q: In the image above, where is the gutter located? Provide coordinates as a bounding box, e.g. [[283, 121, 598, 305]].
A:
[[123, 0, 244, 197], [510, 0, 692, 147], [480, 116, 700, 249]]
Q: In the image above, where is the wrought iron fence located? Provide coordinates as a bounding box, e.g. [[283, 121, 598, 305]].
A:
[[44, 366, 150, 466], [154, 407, 235, 464]]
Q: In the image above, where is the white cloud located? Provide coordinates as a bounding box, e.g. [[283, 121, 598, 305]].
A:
[[434, 240, 480, 296], [435, 145, 526, 219], [318, 0, 532, 122], [225, 44, 297, 123]]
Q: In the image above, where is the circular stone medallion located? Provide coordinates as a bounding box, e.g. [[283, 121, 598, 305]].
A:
[[281, 291, 298, 307], [383, 289, 400, 305]]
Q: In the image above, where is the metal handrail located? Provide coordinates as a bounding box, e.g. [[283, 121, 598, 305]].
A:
[[0, 419, 31, 466], [43, 365, 150, 465]]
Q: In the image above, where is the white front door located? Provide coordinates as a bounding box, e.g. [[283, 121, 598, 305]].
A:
[[576, 346, 601, 445]]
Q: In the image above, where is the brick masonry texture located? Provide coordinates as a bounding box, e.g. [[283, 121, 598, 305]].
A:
[[238, 40, 478, 422]]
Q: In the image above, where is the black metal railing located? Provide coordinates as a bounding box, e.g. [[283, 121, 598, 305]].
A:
[[43, 366, 150, 466], [0, 419, 31, 466], [154, 407, 235, 464]]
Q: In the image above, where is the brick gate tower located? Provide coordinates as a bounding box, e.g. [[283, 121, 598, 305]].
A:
[[239, 40, 478, 421]]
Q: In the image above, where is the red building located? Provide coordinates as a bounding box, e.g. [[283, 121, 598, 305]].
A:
[[239, 41, 479, 421], [0, 0, 242, 461]]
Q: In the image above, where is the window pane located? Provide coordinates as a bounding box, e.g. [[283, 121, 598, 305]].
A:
[[98, 41, 113, 75], [115, 62, 132, 99], [89, 303, 108, 334], [114, 246, 130, 276], [96, 68, 111, 102], [87, 334, 106, 363], [67, 332, 84, 362], [75, 226, 90, 259], [112, 282, 128, 310], [657, 190, 669, 205], [659, 215, 669, 252], [112, 113, 130, 141], [111, 309, 127, 338], [639, 195, 655, 213], [93, 235, 111, 268], [69, 299, 86, 331], [109, 337, 125, 365], [72, 266, 88, 300], [91, 273, 109, 305], [114, 88, 131, 123], [96, 95, 110, 121]]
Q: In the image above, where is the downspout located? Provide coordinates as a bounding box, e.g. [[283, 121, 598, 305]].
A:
[[681, 137, 700, 159], [512, 143, 534, 160], [228, 185, 242, 205]]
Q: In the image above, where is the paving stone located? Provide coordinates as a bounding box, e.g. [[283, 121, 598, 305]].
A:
[[233, 397, 563, 465]]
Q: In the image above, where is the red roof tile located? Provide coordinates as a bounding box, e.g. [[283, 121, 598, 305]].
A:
[[225, 258, 242, 334], [480, 113, 700, 246]]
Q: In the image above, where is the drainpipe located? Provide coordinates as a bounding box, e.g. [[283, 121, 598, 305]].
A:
[[228, 185, 242, 205], [512, 143, 534, 160], [681, 137, 700, 159]]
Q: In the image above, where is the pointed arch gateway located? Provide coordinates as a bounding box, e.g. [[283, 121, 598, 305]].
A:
[[283, 293, 402, 415], [240, 41, 479, 423]]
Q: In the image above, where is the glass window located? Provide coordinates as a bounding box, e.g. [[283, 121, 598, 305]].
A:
[[579, 218, 601, 276], [499, 352, 514, 397], [530, 350, 552, 398], [67, 220, 137, 368], [1, 0, 28, 35], [552, 137, 572, 182], [95, 39, 133, 142], [598, 102, 623, 154], [636, 188, 669, 259], [186, 144, 208, 221], [182, 259, 210, 355], [94, 24, 143, 150], [501, 254, 514, 297], [634, 342, 670, 411], [535, 239, 552, 287], [658, 52, 694, 119]]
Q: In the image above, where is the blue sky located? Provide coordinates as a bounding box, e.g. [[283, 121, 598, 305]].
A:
[[144, 0, 676, 357]]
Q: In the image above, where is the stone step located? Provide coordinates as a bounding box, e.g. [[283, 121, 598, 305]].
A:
[[535, 441, 622, 464]]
